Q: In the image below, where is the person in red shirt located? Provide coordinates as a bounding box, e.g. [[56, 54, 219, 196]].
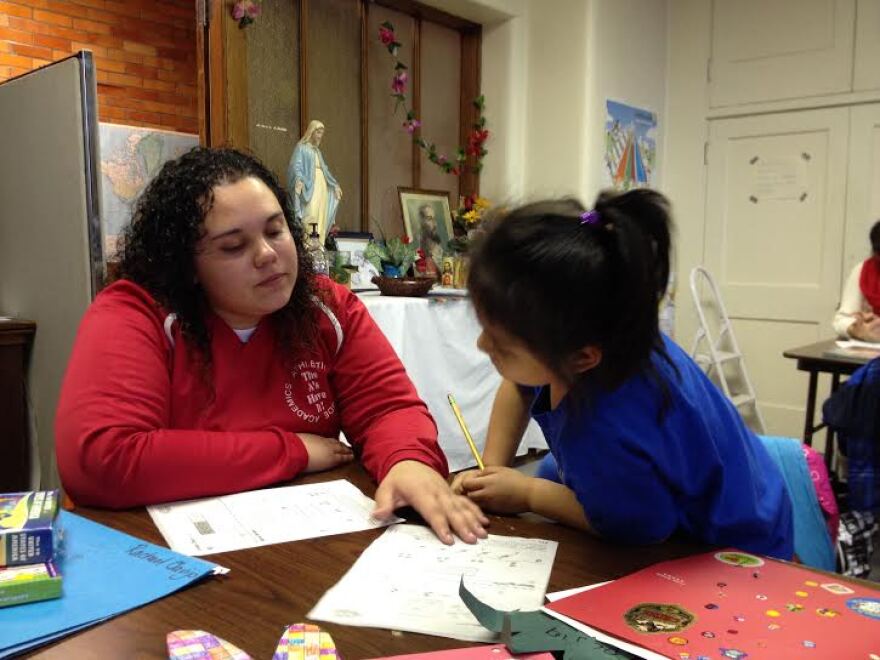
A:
[[55, 147, 488, 545]]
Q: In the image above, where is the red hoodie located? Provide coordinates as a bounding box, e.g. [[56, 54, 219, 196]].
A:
[[55, 278, 446, 508]]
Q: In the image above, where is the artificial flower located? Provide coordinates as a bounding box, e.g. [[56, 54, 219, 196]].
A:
[[379, 25, 395, 46], [391, 70, 408, 94], [231, 0, 260, 28], [378, 22, 489, 179]]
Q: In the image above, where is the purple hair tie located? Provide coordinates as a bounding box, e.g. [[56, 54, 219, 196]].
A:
[[580, 210, 600, 226]]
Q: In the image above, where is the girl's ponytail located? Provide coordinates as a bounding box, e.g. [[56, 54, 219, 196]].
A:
[[468, 188, 676, 398], [594, 188, 672, 307]]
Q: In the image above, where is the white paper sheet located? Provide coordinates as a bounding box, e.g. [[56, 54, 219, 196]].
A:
[[308, 524, 558, 642], [836, 339, 880, 351], [147, 479, 400, 556]]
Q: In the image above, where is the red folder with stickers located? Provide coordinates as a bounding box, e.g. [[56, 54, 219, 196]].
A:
[[545, 549, 880, 659]]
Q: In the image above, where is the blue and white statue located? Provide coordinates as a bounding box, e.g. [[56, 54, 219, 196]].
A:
[[286, 119, 342, 244]]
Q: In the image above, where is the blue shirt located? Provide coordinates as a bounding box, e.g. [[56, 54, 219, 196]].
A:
[[530, 336, 794, 559]]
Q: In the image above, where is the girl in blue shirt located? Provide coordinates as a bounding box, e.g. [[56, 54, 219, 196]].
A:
[[452, 190, 794, 559]]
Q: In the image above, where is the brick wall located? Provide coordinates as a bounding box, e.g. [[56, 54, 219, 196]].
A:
[[0, 0, 198, 134]]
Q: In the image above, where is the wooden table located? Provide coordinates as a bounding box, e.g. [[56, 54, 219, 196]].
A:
[[782, 339, 872, 470], [28, 463, 705, 659]]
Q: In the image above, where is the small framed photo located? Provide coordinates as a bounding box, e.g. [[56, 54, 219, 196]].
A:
[[398, 187, 454, 264], [334, 231, 378, 291]]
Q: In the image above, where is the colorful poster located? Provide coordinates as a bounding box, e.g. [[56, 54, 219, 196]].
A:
[[604, 100, 657, 190], [546, 549, 880, 659]]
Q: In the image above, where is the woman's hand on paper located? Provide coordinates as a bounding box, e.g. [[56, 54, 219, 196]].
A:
[[455, 466, 534, 515], [373, 460, 489, 546], [299, 433, 354, 472]]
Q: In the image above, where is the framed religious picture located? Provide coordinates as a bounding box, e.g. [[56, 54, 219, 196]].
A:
[[398, 188, 455, 265], [334, 231, 378, 291]]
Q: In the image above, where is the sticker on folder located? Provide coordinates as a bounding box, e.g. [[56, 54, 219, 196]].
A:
[[167, 630, 252, 659]]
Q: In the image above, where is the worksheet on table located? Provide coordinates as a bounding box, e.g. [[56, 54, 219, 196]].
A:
[[309, 524, 558, 642], [147, 479, 399, 556]]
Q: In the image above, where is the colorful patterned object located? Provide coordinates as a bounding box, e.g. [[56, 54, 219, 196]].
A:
[[167, 630, 253, 660], [273, 623, 338, 660]]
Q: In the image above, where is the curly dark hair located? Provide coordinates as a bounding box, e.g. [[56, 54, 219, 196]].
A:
[[117, 147, 319, 368]]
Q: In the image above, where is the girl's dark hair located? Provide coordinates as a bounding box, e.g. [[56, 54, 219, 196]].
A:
[[468, 188, 674, 396], [870, 220, 880, 255], [117, 147, 318, 367]]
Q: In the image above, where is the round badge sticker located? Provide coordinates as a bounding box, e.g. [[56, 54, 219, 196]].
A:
[[624, 603, 695, 633], [714, 551, 765, 568], [846, 597, 880, 620]]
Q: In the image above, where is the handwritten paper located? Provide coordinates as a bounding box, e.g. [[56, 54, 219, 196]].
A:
[[148, 479, 399, 556], [308, 524, 557, 642], [0, 511, 219, 658]]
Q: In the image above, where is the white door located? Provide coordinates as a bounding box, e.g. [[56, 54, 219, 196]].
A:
[[709, 0, 855, 107], [844, 104, 880, 275], [854, 0, 880, 92], [705, 108, 849, 441]]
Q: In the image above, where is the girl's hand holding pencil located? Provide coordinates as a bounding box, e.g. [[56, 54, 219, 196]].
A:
[[453, 466, 535, 515]]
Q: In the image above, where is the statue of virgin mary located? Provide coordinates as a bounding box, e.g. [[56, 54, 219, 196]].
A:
[[286, 119, 342, 243]]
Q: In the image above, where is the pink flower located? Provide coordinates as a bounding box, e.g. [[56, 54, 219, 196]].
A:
[[403, 118, 421, 134], [391, 70, 408, 94], [232, 0, 260, 24], [379, 26, 395, 46], [437, 154, 448, 165]]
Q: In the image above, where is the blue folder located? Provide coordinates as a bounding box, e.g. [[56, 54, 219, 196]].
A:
[[0, 511, 219, 657]]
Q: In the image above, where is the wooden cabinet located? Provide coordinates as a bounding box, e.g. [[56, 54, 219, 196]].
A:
[[0, 319, 35, 492]]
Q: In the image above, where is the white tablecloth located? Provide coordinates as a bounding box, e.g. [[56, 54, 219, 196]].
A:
[[359, 292, 547, 471]]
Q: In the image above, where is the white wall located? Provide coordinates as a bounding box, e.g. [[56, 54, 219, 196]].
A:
[[663, 0, 712, 345], [582, 0, 668, 200], [424, 0, 668, 209]]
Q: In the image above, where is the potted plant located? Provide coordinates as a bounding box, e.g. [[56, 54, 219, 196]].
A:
[[363, 237, 434, 296], [364, 236, 417, 277]]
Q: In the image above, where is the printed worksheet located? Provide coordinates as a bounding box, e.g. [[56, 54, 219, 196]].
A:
[[308, 524, 558, 642], [147, 480, 399, 556]]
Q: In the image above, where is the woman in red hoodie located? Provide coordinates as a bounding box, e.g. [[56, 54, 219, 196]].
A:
[[55, 147, 487, 545]]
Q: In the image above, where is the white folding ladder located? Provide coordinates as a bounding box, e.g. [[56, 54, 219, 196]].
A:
[[689, 266, 767, 433]]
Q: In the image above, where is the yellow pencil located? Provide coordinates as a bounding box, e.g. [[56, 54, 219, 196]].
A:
[[447, 393, 485, 470]]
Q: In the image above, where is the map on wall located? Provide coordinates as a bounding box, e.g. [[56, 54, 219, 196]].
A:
[[604, 100, 657, 190], [99, 123, 198, 259]]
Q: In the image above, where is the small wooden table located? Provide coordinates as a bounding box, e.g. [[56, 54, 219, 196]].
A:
[[27, 463, 707, 659], [782, 339, 874, 469]]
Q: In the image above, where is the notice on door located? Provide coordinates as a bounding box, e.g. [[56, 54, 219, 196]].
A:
[[748, 154, 808, 202]]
